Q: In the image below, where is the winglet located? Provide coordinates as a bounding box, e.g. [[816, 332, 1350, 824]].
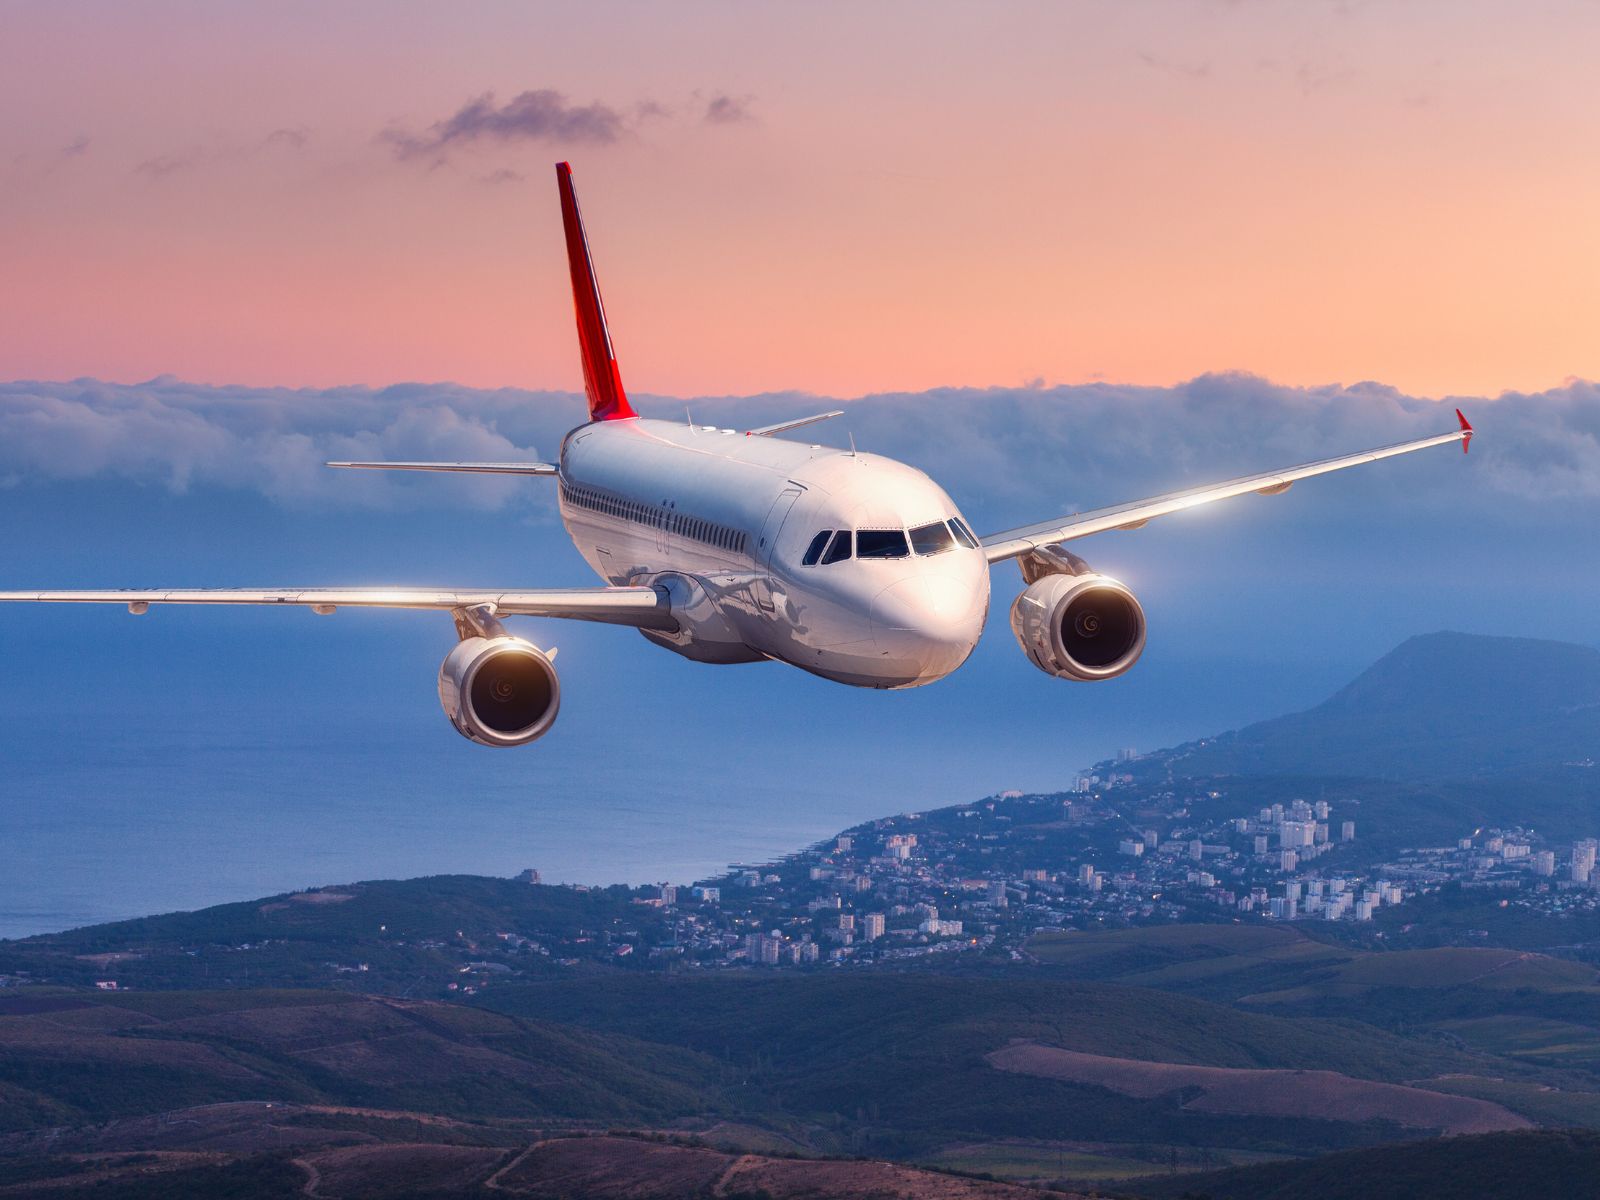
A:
[[557, 162, 636, 422], [1456, 408, 1473, 454]]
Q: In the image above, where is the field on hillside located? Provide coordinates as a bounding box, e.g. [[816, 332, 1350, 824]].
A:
[[1128, 1128, 1600, 1200], [985, 1043, 1529, 1135], [916, 1140, 1285, 1185]]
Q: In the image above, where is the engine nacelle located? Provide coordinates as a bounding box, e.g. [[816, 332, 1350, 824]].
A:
[[1009, 573, 1147, 681], [438, 636, 561, 747]]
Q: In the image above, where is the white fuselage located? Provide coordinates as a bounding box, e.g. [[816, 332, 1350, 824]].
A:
[[557, 418, 989, 688]]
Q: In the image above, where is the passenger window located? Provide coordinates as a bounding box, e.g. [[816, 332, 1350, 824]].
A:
[[949, 517, 980, 549], [909, 521, 955, 556], [802, 531, 833, 566], [821, 530, 853, 564], [856, 529, 910, 559]]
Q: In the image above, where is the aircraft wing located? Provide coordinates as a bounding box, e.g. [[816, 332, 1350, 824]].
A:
[[0, 586, 675, 629], [980, 411, 1473, 564]]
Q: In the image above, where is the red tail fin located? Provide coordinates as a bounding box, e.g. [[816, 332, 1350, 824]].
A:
[[557, 162, 635, 422]]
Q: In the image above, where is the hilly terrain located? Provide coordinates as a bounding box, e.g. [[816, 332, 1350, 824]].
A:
[[4, 631, 1600, 1194], [1126, 1127, 1600, 1200], [0, 1113, 1065, 1199], [1148, 632, 1600, 781]]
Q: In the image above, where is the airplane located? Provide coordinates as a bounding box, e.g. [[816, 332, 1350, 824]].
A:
[[0, 162, 1475, 748]]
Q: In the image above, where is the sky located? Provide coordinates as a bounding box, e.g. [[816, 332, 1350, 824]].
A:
[[3, 2, 1600, 934], [5, 1, 1600, 398]]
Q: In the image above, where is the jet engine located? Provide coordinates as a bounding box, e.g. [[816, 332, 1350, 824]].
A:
[[1009, 572, 1146, 682], [438, 636, 561, 747]]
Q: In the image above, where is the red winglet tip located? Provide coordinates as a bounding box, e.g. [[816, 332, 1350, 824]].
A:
[[1456, 408, 1473, 453]]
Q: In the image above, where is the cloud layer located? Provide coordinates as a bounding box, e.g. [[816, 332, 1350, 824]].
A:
[[1, 375, 1595, 524]]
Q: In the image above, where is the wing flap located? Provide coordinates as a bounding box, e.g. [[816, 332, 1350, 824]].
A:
[[980, 418, 1472, 564]]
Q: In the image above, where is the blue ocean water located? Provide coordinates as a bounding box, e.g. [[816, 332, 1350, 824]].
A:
[[0, 608, 1345, 940]]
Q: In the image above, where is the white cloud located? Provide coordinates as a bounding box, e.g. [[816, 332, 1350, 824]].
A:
[[0, 374, 1594, 519]]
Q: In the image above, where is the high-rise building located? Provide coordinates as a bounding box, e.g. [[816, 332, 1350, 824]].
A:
[[1254, 835, 1270, 856], [1280, 821, 1315, 849], [1574, 840, 1599, 876], [744, 933, 782, 964], [1280, 850, 1298, 872], [1533, 850, 1556, 877], [986, 879, 1008, 907], [1341, 821, 1356, 842], [862, 912, 885, 940]]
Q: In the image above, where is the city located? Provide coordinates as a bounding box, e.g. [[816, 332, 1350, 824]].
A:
[[425, 760, 1600, 988]]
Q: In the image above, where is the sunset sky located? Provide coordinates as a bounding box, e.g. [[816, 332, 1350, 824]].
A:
[[7, 0, 1600, 398]]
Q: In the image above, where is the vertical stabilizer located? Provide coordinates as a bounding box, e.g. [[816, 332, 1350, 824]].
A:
[[557, 162, 636, 421]]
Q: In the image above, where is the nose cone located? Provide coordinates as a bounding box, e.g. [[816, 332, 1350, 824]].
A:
[[871, 574, 984, 684]]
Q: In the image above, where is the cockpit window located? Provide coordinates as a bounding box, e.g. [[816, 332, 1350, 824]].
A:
[[821, 529, 853, 564], [909, 520, 955, 556], [856, 529, 910, 559], [802, 530, 833, 566], [949, 517, 980, 549]]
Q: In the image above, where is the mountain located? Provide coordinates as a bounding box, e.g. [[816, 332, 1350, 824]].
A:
[[1153, 632, 1600, 780]]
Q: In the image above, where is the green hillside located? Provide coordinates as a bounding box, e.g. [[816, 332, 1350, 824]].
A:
[[0, 875, 671, 993], [1127, 1127, 1600, 1200], [0, 989, 729, 1130], [476, 973, 1520, 1156]]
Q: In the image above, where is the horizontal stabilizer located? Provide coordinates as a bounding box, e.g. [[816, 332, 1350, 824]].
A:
[[746, 410, 845, 437], [326, 461, 558, 476]]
